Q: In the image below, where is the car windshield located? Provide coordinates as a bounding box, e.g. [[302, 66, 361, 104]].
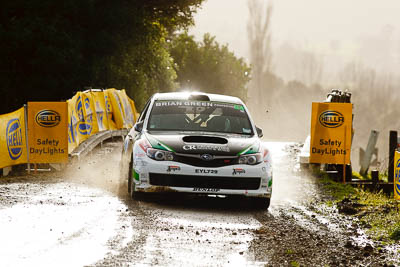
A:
[[147, 100, 254, 135]]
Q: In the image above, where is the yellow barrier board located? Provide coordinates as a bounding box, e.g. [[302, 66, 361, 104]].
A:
[[105, 88, 125, 129], [65, 88, 136, 154], [310, 102, 352, 164], [117, 89, 135, 128], [67, 95, 79, 153], [82, 92, 99, 135], [91, 91, 109, 131], [395, 151, 400, 200], [28, 102, 68, 163], [104, 90, 117, 130], [0, 107, 27, 168], [73, 92, 91, 144]]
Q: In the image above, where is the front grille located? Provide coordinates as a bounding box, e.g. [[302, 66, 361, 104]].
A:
[[173, 154, 237, 167], [149, 173, 261, 190]]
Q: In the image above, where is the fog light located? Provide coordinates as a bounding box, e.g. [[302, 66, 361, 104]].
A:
[[147, 148, 174, 161], [165, 153, 174, 161], [239, 157, 247, 164], [154, 151, 165, 160], [238, 153, 262, 165], [247, 155, 257, 165]]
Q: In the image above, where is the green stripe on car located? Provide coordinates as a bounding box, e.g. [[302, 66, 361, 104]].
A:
[[237, 143, 260, 155], [133, 170, 140, 181], [145, 134, 175, 152]]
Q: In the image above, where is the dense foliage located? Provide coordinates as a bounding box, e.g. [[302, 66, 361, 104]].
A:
[[0, 0, 203, 113], [168, 32, 251, 101]]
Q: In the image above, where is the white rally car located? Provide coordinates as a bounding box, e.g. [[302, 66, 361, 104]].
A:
[[120, 92, 273, 208]]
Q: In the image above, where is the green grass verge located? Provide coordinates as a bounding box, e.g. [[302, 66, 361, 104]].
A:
[[313, 168, 400, 242], [311, 165, 356, 201], [355, 190, 400, 242], [352, 170, 389, 182]]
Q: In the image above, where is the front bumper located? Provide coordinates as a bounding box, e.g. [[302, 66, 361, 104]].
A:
[[132, 157, 272, 198]]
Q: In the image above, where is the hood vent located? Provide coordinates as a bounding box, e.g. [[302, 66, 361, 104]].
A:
[[182, 135, 228, 144], [188, 94, 210, 101]]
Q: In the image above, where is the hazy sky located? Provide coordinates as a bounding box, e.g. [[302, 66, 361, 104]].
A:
[[192, 0, 399, 159], [191, 0, 400, 64]]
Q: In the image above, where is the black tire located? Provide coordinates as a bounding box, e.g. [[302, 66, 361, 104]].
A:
[[130, 176, 136, 200], [117, 153, 130, 197], [130, 178, 144, 200], [127, 154, 133, 194], [129, 156, 143, 200], [253, 197, 271, 210]]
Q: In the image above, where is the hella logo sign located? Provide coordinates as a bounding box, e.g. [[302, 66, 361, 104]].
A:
[[319, 111, 344, 128], [395, 159, 400, 197], [6, 118, 23, 160], [35, 110, 61, 127]]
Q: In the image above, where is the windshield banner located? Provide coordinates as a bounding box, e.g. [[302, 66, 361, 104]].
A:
[[309, 102, 352, 164], [0, 107, 27, 168], [154, 101, 240, 109]]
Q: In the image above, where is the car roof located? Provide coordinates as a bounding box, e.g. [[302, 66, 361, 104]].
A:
[[152, 92, 244, 105]]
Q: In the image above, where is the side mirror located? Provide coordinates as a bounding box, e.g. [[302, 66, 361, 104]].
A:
[[256, 126, 263, 138], [134, 121, 143, 132]]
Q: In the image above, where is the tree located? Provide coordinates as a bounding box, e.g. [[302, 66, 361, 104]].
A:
[[299, 50, 324, 87], [246, 0, 274, 121], [168, 32, 251, 101], [0, 0, 205, 113]]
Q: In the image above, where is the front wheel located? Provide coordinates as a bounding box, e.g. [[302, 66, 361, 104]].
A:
[[130, 176, 144, 200], [127, 153, 133, 194], [129, 160, 144, 200]]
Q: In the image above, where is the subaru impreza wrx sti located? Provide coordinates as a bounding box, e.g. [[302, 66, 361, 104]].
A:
[[120, 92, 273, 208]]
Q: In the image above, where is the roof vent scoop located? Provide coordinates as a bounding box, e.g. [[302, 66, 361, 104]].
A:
[[188, 94, 210, 101], [183, 136, 228, 144]]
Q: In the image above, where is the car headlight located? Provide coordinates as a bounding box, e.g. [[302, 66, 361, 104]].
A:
[[238, 153, 262, 165], [146, 148, 174, 161]]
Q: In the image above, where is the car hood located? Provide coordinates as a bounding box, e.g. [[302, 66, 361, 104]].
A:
[[144, 131, 260, 156]]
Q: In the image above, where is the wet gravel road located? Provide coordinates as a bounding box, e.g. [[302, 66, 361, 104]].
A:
[[0, 141, 398, 266]]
